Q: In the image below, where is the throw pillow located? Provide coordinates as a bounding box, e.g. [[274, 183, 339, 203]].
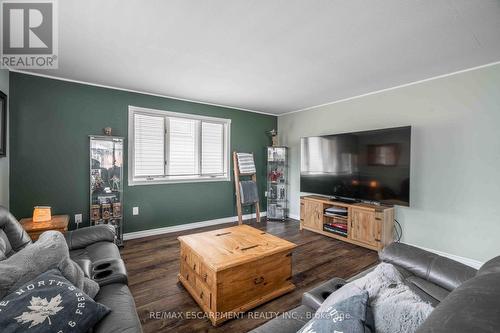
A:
[[298, 291, 373, 333], [0, 269, 110, 333]]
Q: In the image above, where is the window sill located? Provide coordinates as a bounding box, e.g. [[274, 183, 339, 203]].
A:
[[128, 176, 231, 186]]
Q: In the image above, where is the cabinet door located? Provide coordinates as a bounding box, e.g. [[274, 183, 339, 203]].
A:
[[303, 201, 323, 231], [350, 208, 377, 246]]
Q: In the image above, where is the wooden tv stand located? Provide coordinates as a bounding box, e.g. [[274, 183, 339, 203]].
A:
[[300, 195, 394, 251]]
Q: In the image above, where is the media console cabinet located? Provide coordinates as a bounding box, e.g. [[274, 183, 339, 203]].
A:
[[300, 195, 394, 251]]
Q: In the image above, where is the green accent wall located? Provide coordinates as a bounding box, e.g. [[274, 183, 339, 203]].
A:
[[9, 72, 276, 233]]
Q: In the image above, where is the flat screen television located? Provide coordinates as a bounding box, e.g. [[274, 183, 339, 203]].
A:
[[300, 126, 411, 206]]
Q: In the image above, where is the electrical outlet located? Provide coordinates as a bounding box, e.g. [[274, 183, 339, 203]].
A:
[[264, 191, 268, 197], [133, 207, 139, 215], [75, 214, 82, 224]]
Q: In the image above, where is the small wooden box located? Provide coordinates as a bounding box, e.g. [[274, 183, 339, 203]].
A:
[[178, 225, 296, 326]]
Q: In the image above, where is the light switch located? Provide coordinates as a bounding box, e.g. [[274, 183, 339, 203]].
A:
[[133, 207, 139, 215]]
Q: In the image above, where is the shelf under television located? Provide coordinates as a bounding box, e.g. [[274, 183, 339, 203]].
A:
[[323, 214, 348, 219], [323, 227, 348, 238]]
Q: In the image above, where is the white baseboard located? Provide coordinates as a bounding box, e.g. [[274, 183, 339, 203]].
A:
[[287, 212, 482, 268], [403, 242, 483, 269], [123, 212, 266, 240], [288, 214, 300, 221], [126, 212, 483, 269]]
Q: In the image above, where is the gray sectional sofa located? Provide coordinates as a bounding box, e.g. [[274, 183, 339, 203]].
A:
[[251, 242, 500, 333], [0, 207, 142, 333]]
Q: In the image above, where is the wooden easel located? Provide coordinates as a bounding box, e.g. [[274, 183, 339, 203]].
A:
[[233, 152, 260, 225]]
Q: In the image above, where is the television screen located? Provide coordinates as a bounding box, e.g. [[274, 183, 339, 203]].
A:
[[300, 126, 411, 206]]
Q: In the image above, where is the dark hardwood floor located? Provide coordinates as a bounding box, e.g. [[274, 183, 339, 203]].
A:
[[121, 219, 379, 333]]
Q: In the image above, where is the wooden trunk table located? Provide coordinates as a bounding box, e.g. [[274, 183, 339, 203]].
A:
[[178, 225, 297, 326]]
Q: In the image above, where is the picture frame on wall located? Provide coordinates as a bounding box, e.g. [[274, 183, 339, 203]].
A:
[[0, 91, 6, 157]]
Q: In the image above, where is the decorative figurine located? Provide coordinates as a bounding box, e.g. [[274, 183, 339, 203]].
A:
[[91, 204, 101, 221], [267, 129, 278, 147], [102, 203, 112, 220], [111, 175, 120, 192], [112, 202, 121, 218], [104, 127, 112, 136], [269, 168, 283, 182]]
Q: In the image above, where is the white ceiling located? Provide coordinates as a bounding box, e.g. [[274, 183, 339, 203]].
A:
[[26, 0, 500, 114]]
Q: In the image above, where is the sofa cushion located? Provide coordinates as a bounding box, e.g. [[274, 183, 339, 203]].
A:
[[69, 241, 121, 263], [93, 283, 142, 333], [248, 305, 314, 333], [416, 272, 500, 333], [0, 269, 110, 333], [404, 276, 449, 307], [72, 259, 92, 279], [64, 225, 116, 250], [380, 243, 476, 291]]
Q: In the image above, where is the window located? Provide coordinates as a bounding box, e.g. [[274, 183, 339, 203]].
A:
[[128, 106, 231, 185]]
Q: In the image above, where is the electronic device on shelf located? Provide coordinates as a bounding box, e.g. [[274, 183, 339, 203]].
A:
[[300, 126, 411, 207], [324, 206, 348, 216]]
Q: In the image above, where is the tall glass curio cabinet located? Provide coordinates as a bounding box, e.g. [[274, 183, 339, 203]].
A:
[[89, 136, 124, 246], [266, 146, 288, 220]]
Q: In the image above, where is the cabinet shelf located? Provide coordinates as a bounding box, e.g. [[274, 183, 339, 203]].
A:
[[323, 213, 348, 219], [323, 225, 348, 238]]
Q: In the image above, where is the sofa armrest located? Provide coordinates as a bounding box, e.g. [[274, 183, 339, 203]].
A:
[[301, 277, 346, 310], [64, 225, 116, 250]]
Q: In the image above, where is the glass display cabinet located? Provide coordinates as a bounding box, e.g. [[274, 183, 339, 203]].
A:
[[266, 146, 288, 220], [89, 136, 124, 246]]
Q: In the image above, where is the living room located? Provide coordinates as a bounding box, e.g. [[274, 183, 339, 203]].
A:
[[1, 1, 500, 333]]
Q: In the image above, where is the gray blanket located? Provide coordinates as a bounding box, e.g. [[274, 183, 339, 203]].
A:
[[0, 231, 99, 299], [320, 263, 434, 333]]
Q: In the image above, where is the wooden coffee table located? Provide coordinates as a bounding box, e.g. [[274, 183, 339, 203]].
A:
[[178, 224, 297, 326]]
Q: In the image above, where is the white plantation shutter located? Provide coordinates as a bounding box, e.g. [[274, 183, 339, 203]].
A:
[[167, 117, 199, 176], [134, 113, 165, 177], [202, 122, 224, 175], [129, 106, 230, 184]]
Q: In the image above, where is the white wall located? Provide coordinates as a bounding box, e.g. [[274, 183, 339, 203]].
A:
[[0, 69, 8, 207], [278, 63, 500, 263]]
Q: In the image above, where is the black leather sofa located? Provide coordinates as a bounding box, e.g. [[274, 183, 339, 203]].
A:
[[251, 242, 500, 333], [0, 207, 142, 333]]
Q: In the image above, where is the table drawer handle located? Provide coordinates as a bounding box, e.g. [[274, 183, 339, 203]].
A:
[[216, 232, 231, 236], [241, 245, 259, 251], [254, 276, 264, 285], [203, 273, 208, 281]]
